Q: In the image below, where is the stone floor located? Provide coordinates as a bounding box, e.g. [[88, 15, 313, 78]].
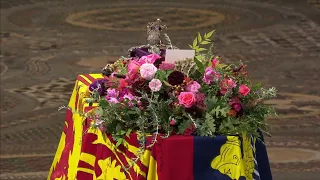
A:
[[0, 0, 320, 179]]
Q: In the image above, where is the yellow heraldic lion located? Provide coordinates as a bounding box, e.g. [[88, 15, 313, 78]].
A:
[[54, 175, 66, 180], [211, 135, 255, 180], [97, 157, 127, 180]]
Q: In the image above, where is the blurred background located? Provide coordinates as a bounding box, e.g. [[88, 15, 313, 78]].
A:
[[0, 0, 319, 179]]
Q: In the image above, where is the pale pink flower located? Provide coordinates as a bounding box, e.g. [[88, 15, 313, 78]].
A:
[[149, 79, 162, 92], [186, 81, 201, 93], [140, 63, 157, 80]]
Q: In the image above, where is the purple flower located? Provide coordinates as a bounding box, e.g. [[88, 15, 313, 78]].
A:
[[105, 88, 120, 104], [107, 97, 119, 104], [202, 67, 221, 85], [123, 93, 137, 107], [89, 79, 108, 96], [106, 88, 119, 98], [123, 93, 135, 101]]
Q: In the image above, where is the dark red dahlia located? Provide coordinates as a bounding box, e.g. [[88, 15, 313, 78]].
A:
[[168, 71, 185, 86], [132, 78, 150, 95]]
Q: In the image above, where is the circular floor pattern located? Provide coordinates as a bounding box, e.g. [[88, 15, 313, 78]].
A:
[[75, 55, 120, 68], [264, 92, 320, 119], [268, 147, 320, 163], [65, 7, 225, 31], [2, 1, 286, 37], [0, 94, 20, 114]]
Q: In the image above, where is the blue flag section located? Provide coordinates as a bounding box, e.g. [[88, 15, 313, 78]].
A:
[[192, 135, 272, 180], [255, 134, 273, 180]]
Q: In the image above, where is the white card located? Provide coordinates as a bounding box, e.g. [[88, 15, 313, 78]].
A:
[[165, 49, 195, 63]]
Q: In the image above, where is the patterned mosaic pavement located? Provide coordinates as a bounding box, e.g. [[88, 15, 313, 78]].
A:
[[0, 0, 320, 179]]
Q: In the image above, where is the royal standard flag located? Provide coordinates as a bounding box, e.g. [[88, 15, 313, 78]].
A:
[[48, 74, 272, 180]]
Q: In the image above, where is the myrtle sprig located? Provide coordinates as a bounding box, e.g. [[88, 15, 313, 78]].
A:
[[189, 30, 215, 53]]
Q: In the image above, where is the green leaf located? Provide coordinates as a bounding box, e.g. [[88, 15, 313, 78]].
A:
[[115, 139, 123, 148], [197, 32, 202, 43], [189, 44, 194, 49], [211, 105, 230, 118], [116, 123, 122, 132], [177, 119, 192, 134], [205, 97, 217, 111], [193, 38, 198, 47], [252, 82, 262, 91], [205, 113, 216, 133], [95, 107, 103, 116], [191, 70, 202, 79], [126, 129, 132, 138], [200, 40, 211, 45], [194, 57, 205, 73], [196, 48, 207, 52], [156, 70, 167, 81], [205, 30, 215, 39]]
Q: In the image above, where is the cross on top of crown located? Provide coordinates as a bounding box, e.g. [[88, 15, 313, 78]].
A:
[[147, 19, 167, 45], [147, 19, 167, 33]]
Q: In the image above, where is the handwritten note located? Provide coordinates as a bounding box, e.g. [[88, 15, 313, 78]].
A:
[[165, 49, 195, 63]]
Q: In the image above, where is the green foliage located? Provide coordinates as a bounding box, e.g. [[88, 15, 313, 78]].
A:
[[189, 30, 215, 53], [211, 105, 230, 118], [194, 57, 205, 73], [205, 96, 218, 112], [177, 119, 192, 134]]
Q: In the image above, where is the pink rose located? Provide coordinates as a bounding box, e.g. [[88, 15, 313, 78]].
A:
[[149, 79, 162, 92], [239, 84, 250, 96], [140, 63, 157, 80], [178, 92, 196, 108], [139, 53, 161, 64], [128, 60, 141, 74], [186, 81, 201, 93], [212, 58, 219, 68]]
